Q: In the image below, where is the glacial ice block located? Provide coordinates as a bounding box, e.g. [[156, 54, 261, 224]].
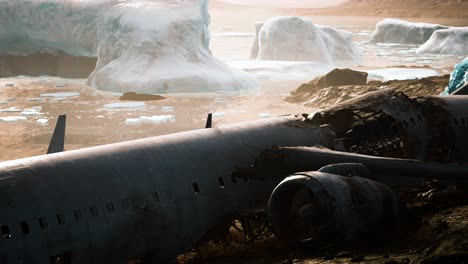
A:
[[370, 19, 448, 44], [0, 0, 256, 94], [250, 17, 361, 65], [417, 27, 468, 56]]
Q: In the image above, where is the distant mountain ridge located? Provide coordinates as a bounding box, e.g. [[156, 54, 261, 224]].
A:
[[301, 0, 468, 19]]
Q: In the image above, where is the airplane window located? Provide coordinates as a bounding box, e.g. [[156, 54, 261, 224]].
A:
[[152, 192, 160, 203], [90, 206, 100, 217], [74, 210, 83, 221], [218, 177, 225, 188], [121, 199, 131, 210], [231, 175, 237, 184], [20, 221, 30, 235], [192, 182, 200, 194], [1, 225, 11, 239], [402, 120, 409, 128], [56, 213, 66, 225], [39, 217, 48, 230], [106, 202, 115, 213]]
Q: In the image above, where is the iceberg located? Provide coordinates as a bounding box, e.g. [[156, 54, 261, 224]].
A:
[[370, 19, 448, 44], [0, 0, 256, 94], [417, 27, 468, 56], [441, 57, 468, 95], [250, 17, 361, 65]]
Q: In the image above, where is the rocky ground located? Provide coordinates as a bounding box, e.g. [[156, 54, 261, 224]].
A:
[[179, 192, 468, 264], [286, 69, 450, 109]]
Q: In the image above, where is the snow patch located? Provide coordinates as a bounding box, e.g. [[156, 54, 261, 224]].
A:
[[259, 113, 271, 118], [103, 102, 145, 109], [250, 17, 361, 65], [370, 19, 448, 44], [367, 68, 440, 81], [417, 27, 468, 56]]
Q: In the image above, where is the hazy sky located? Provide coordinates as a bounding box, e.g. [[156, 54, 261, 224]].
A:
[[217, 0, 346, 8]]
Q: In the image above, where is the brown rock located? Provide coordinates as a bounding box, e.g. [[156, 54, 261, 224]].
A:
[[119, 92, 166, 101]]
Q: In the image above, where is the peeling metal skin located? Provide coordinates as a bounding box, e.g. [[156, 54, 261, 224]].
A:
[[0, 117, 332, 264], [309, 90, 468, 163], [268, 170, 400, 243]]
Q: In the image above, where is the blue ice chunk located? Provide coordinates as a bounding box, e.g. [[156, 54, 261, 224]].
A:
[[442, 57, 468, 95]]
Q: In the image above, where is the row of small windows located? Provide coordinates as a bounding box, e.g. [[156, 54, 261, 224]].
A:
[[2, 176, 235, 240], [451, 116, 468, 127]]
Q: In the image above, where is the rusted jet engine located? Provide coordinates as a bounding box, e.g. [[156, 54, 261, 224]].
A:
[[1, 89, 468, 263]]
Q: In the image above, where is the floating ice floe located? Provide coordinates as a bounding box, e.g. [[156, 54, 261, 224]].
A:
[[40, 92, 80, 98], [250, 17, 361, 65], [36, 118, 49, 125], [125, 115, 176, 125], [103, 102, 146, 109], [213, 112, 225, 117], [259, 113, 271, 118], [0, 116, 27, 123], [26, 98, 46, 102], [417, 27, 468, 56], [0, 107, 22, 113], [367, 68, 440, 81], [21, 107, 42, 116], [227, 60, 334, 80], [162, 106, 174, 112], [370, 19, 448, 44]]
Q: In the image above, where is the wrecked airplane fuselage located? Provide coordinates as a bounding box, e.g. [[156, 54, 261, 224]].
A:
[[1, 89, 468, 263], [0, 117, 332, 263], [309, 90, 468, 163]]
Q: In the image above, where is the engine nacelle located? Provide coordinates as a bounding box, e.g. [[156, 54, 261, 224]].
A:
[[268, 170, 401, 243]]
